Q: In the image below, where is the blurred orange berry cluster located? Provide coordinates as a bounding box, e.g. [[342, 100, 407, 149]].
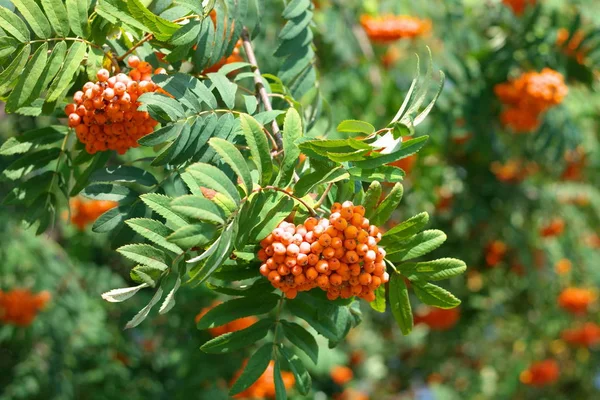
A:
[[231, 360, 295, 399], [0, 289, 51, 326], [540, 218, 565, 238], [558, 287, 596, 314], [202, 39, 244, 74], [561, 147, 587, 181], [556, 28, 587, 64], [561, 323, 600, 348], [486, 240, 507, 267], [502, 0, 536, 16], [520, 359, 559, 387], [330, 365, 354, 385], [554, 258, 572, 275], [360, 15, 431, 43], [258, 202, 389, 302], [195, 301, 258, 337], [65, 56, 166, 155], [495, 68, 568, 133], [491, 159, 538, 183], [414, 306, 460, 331], [70, 197, 118, 230]]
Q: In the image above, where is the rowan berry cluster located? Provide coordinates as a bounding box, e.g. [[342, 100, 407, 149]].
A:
[[330, 366, 354, 386], [558, 287, 596, 314], [554, 258, 572, 275], [70, 197, 118, 230], [258, 202, 389, 302], [556, 28, 587, 64], [231, 360, 295, 399], [485, 240, 507, 267], [195, 301, 258, 337], [502, 0, 536, 16], [561, 323, 600, 348], [495, 69, 568, 133], [65, 56, 166, 155], [360, 15, 431, 43], [0, 288, 51, 327], [491, 159, 538, 183], [539, 218, 565, 238], [519, 359, 559, 387], [414, 306, 460, 331]]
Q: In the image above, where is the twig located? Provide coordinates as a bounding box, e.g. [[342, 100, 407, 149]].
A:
[[117, 33, 154, 62], [314, 182, 334, 210], [241, 27, 284, 150]]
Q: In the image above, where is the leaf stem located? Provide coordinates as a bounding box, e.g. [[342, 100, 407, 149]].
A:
[[314, 182, 334, 210], [240, 27, 284, 150], [271, 292, 286, 357]]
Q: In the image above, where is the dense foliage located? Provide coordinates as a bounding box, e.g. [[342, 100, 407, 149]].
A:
[[1, 0, 599, 399]]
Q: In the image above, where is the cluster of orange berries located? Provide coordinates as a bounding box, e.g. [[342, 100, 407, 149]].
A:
[[330, 365, 354, 386], [561, 323, 600, 348], [70, 197, 118, 230], [65, 56, 166, 155], [561, 147, 586, 181], [258, 202, 388, 302], [558, 287, 596, 314], [491, 159, 538, 183], [556, 28, 587, 64], [520, 359, 559, 387], [231, 360, 295, 399], [485, 240, 507, 267], [0, 288, 51, 327], [540, 218, 565, 238], [502, 0, 536, 16], [195, 301, 258, 337], [360, 15, 431, 43], [554, 258, 572, 275], [414, 306, 460, 331], [495, 68, 568, 133]]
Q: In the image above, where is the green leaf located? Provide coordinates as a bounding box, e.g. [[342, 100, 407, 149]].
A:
[[159, 276, 181, 314], [41, 0, 70, 37], [245, 192, 295, 244], [188, 219, 238, 283], [244, 94, 258, 114], [353, 136, 429, 170], [282, 0, 311, 19], [279, 346, 312, 396], [240, 114, 273, 185], [101, 283, 149, 303], [171, 195, 225, 224], [412, 281, 461, 309], [386, 230, 447, 262], [90, 165, 158, 187], [380, 212, 429, 246], [5, 42, 48, 113], [81, 183, 134, 202], [347, 166, 404, 183], [372, 183, 404, 226], [36, 41, 68, 100], [0, 125, 65, 156], [200, 318, 273, 353], [187, 162, 241, 205], [69, 151, 111, 196], [281, 321, 318, 364], [66, 0, 91, 38], [229, 344, 273, 396], [209, 137, 254, 195], [96, 0, 150, 32], [294, 167, 349, 198], [337, 119, 375, 135], [86, 46, 104, 81], [12, 0, 52, 38], [207, 72, 237, 109], [2, 148, 61, 180], [127, 0, 180, 41], [0, 36, 18, 59], [279, 9, 312, 40], [196, 294, 280, 330], [286, 299, 338, 341], [46, 41, 87, 103], [362, 181, 382, 219], [125, 218, 183, 254], [91, 205, 129, 233], [370, 285, 386, 313], [141, 193, 190, 229], [0, 45, 30, 95], [117, 244, 169, 272], [277, 108, 303, 187], [0, 6, 30, 42], [274, 359, 287, 400], [389, 273, 413, 335], [138, 93, 186, 124], [167, 223, 217, 249], [124, 287, 163, 329], [401, 258, 467, 282]]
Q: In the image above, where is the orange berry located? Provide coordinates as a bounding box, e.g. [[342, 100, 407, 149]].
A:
[[346, 251, 359, 264], [331, 202, 342, 212], [127, 56, 140, 68], [322, 247, 335, 259], [344, 239, 357, 250], [306, 267, 318, 281], [316, 260, 329, 274], [359, 272, 372, 286]]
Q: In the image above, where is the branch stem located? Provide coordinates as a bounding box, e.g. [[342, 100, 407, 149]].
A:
[[240, 27, 283, 150]]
